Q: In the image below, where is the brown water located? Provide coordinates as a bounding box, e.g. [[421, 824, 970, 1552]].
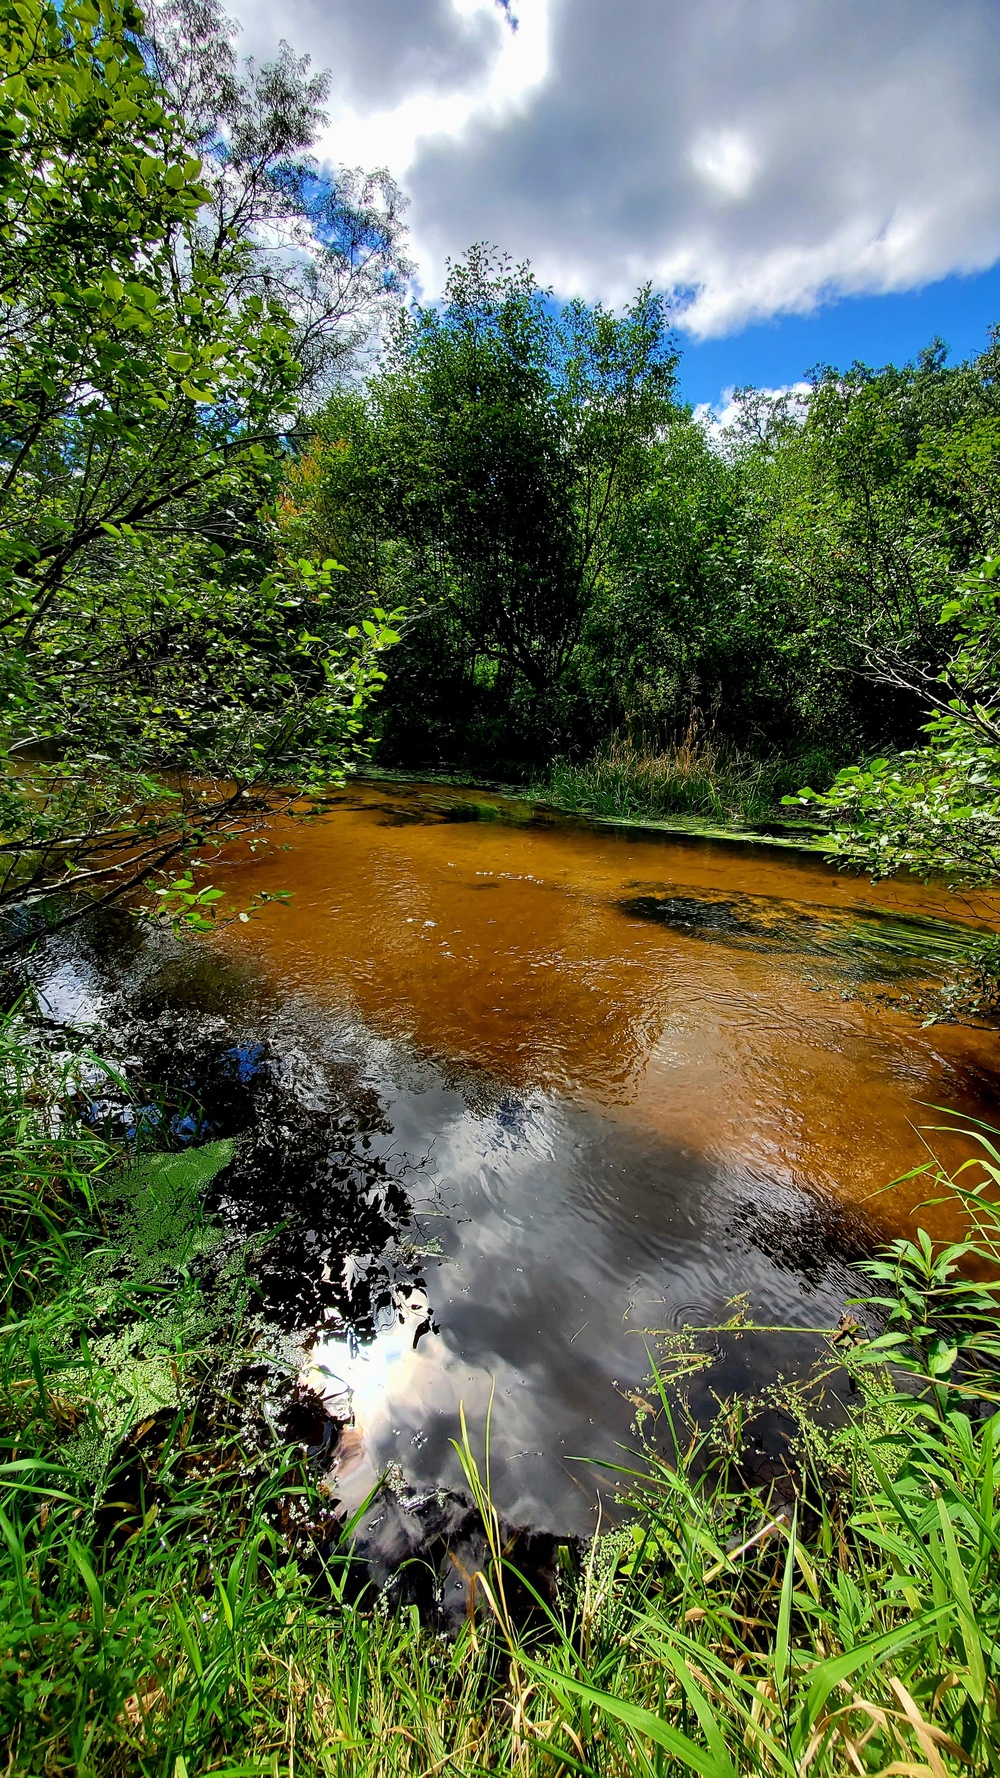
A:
[[206, 783, 1000, 1213], [62, 781, 1000, 1538]]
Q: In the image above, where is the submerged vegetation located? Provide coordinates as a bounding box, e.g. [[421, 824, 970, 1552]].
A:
[[5, 2, 1000, 1772]]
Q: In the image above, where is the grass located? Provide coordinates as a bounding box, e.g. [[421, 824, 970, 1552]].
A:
[[536, 734, 837, 830], [4, 1006, 1000, 1774]]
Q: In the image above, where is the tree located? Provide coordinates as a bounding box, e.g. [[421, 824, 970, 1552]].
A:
[[756, 345, 1000, 648], [142, 0, 411, 399], [282, 247, 678, 768], [668, 346, 1000, 764], [0, 0, 399, 940], [577, 417, 788, 748]]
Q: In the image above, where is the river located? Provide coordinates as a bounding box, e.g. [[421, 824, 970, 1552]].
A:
[[32, 779, 1000, 1545]]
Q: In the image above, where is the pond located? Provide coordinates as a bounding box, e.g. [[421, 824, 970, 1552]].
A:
[[33, 780, 1000, 1547]]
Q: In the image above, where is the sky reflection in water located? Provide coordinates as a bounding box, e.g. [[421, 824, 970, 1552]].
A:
[[162, 784, 1000, 1531]]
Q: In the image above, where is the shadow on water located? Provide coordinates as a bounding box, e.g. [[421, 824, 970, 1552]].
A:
[[15, 778, 1000, 1597]]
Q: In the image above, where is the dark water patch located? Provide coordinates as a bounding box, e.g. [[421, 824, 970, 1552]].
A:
[[348, 1483, 565, 1634], [617, 886, 980, 983], [724, 1181, 874, 1286], [21, 914, 432, 1353], [622, 894, 762, 937], [98, 1012, 426, 1343]]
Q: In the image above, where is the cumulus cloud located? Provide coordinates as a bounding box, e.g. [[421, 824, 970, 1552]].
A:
[[235, 0, 545, 190], [233, 0, 1000, 336]]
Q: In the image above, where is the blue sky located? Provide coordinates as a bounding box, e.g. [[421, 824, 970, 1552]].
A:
[[678, 265, 1000, 411]]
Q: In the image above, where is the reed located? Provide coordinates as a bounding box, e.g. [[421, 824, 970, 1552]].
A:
[[538, 734, 834, 829], [3, 1005, 1000, 1774]]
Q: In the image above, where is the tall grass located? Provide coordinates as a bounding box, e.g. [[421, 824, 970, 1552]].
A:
[[453, 1128, 1000, 1776], [538, 733, 835, 829], [3, 1004, 1000, 1773]]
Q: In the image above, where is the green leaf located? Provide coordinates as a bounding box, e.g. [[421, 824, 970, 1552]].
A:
[[935, 1492, 987, 1703], [802, 1617, 943, 1730], [521, 1659, 739, 1778], [70, 1539, 105, 1642]]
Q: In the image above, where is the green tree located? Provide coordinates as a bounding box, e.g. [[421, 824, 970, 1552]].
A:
[[757, 344, 1000, 674], [0, 0, 399, 938], [577, 416, 790, 747], [284, 247, 678, 768], [790, 558, 1000, 886]]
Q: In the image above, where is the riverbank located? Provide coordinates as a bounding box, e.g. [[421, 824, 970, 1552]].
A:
[[359, 738, 835, 852], [532, 734, 837, 835], [359, 765, 829, 851], [4, 999, 1000, 1775]]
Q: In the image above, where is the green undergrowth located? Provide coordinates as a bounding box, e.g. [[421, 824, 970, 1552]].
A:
[[535, 734, 837, 832], [4, 1010, 1000, 1774]]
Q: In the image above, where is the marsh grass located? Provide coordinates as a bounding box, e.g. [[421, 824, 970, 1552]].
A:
[[4, 1008, 1000, 1774], [539, 733, 835, 829]]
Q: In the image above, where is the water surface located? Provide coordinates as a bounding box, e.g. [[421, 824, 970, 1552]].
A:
[[61, 783, 1000, 1535]]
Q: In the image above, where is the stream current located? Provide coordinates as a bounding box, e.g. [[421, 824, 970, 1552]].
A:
[[32, 781, 1000, 1542]]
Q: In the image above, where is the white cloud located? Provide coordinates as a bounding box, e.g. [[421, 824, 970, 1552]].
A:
[[327, 4, 547, 182], [693, 383, 811, 444], [232, 0, 1000, 336], [237, 0, 548, 179], [689, 129, 759, 203]]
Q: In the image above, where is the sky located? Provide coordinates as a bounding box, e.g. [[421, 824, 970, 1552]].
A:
[[233, 0, 1000, 412]]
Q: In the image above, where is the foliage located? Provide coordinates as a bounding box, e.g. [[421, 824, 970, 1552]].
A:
[[789, 558, 1000, 884], [0, 1, 403, 935], [697, 345, 1000, 764], [573, 418, 772, 746], [280, 245, 678, 772], [760, 344, 1000, 640], [5, 8, 1000, 1770], [142, 0, 411, 397], [275, 285, 1000, 790], [1, 0, 292, 603]]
